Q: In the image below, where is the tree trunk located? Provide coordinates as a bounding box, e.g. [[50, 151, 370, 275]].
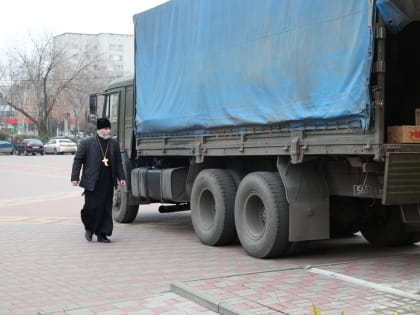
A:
[[38, 120, 49, 142]]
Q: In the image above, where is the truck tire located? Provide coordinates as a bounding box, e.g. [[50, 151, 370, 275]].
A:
[[234, 172, 290, 258], [360, 204, 408, 246], [226, 169, 245, 187], [112, 184, 139, 223], [190, 169, 236, 246]]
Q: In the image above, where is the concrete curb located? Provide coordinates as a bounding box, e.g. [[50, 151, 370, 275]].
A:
[[171, 281, 273, 315], [171, 281, 220, 312]]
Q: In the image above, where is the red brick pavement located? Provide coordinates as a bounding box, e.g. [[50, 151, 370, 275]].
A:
[[1, 214, 419, 315], [0, 214, 284, 315], [172, 255, 420, 315]]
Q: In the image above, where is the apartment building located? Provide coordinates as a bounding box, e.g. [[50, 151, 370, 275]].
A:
[[53, 32, 134, 78]]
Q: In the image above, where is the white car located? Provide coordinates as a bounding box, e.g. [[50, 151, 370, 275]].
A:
[[44, 138, 77, 155]]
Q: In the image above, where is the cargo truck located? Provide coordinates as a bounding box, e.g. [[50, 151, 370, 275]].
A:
[[88, 0, 420, 258]]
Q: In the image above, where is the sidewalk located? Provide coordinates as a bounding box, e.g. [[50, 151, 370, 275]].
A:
[[46, 292, 217, 315], [0, 216, 419, 315], [40, 254, 420, 315], [172, 254, 420, 315]]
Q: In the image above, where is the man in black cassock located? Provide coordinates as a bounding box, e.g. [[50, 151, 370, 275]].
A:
[[71, 117, 126, 243]]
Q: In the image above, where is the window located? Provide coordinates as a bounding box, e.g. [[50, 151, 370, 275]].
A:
[[30, 140, 43, 146], [110, 44, 123, 51], [106, 93, 119, 123], [5, 111, 14, 118], [113, 65, 123, 72], [110, 54, 123, 62], [59, 139, 74, 144]]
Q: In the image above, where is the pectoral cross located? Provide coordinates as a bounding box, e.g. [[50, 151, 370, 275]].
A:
[[102, 157, 109, 167], [97, 136, 110, 167]]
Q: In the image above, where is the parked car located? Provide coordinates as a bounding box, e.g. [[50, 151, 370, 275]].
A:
[[15, 139, 44, 155], [44, 138, 77, 155], [0, 140, 14, 155]]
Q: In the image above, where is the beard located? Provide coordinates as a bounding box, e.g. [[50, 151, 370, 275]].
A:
[[97, 133, 112, 140]]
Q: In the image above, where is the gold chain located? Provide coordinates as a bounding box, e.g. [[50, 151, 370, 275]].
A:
[[97, 136, 110, 166]]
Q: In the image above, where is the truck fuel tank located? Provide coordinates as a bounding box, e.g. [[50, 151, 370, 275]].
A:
[[131, 167, 189, 203]]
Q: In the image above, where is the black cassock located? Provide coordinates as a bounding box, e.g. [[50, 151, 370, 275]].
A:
[[81, 138, 114, 236]]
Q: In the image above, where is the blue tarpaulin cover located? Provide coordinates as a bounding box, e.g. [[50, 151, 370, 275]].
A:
[[134, 0, 375, 136]]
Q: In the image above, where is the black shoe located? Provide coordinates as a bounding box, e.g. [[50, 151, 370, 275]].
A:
[[85, 230, 93, 242], [97, 235, 111, 243]]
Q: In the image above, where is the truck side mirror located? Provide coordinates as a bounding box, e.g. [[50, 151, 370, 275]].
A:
[[88, 94, 98, 123], [88, 114, 97, 123]]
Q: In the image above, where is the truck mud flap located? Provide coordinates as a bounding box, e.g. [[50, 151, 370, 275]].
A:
[[277, 158, 329, 242], [383, 152, 420, 205]]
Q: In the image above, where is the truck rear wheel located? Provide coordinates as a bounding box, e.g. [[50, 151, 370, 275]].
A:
[[112, 184, 139, 223], [226, 168, 245, 187], [190, 169, 236, 246], [360, 203, 408, 246], [234, 172, 290, 258]]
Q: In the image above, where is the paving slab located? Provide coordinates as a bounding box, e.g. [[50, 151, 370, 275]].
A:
[[1, 214, 419, 314], [171, 255, 420, 315]]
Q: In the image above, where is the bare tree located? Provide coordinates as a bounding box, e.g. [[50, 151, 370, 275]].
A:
[[60, 61, 108, 135], [0, 33, 98, 140]]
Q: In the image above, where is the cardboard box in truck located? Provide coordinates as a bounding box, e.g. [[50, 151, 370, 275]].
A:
[[388, 125, 420, 143]]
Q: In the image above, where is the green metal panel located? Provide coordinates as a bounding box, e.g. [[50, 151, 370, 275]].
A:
[[383, 152, 420, 205]]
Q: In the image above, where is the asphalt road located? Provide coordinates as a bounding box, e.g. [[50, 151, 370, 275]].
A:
[[0, 154, 419, 314]]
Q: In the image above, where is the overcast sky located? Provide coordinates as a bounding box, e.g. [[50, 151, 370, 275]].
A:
[[0, 0, 168, 53]]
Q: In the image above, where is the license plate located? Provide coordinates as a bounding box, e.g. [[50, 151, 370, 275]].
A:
[[353, 184, 381, 197], [32, 146, 39, 149]]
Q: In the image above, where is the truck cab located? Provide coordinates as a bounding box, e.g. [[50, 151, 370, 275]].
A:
[[89, 76, 140, 222]]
